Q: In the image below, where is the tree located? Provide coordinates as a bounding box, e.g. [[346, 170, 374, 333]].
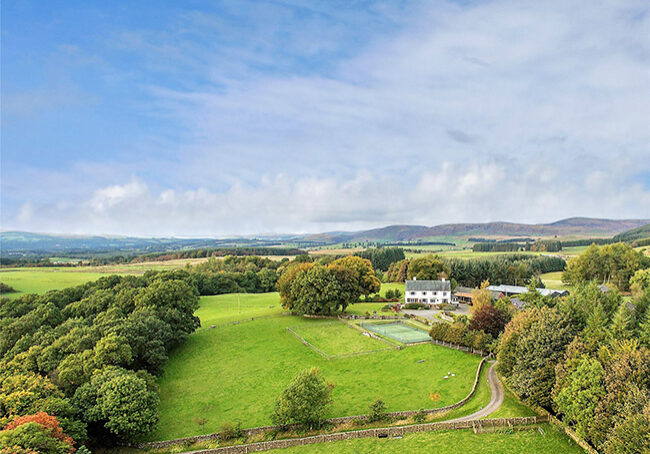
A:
[[470, 280, 492, 314], [469, 304, 510, 338], [554, 357, 605, 439], [610, 303, 635, 341], [630, 269, 650, 298], [272, 368, 333, 429], [330, 256, 380, 297], [1, 413, 75, 454], [406, 255, 449, 281], [73, 367, 159, 442], [278, 263, 314, 310], [499, 307, 576, 408]]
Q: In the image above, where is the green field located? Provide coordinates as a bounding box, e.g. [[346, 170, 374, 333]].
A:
[[289, 320, 392, 357], [0, 268, 114, 297], [264, 424, 584, 453], [539, 271, 570, 291], [152, 294, 481, 440]]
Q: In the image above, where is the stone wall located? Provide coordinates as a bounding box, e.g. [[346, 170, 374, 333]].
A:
[[548, 414, 599, 454], [185, 416, 545, 454]]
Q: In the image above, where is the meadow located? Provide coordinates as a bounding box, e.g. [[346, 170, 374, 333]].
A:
[[0, 268, 115, 297], [263, 423, 584, 454], [539, 271, 571, 291], [151, 293, 482, 440]]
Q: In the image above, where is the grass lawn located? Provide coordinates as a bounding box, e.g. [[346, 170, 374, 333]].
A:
[[0, 268, 115, 297], [198, 293, 285, 325], [490, 376, 537, 419], [538, 271, 571, 292], [264, 423, 584, 453], [288, 320, 392, 357], [152, 294, 481, 440]]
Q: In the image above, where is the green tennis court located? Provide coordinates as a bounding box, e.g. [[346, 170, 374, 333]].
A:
[[360, 321, 431, 344]]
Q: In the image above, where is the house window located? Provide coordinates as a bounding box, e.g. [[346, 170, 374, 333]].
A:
[[422, 292, 427, 295], [410, 292, 415, 295]]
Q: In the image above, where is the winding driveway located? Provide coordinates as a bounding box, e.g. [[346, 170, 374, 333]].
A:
[[448, 361, 504, 422]]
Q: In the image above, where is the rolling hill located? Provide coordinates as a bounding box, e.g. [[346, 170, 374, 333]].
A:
[[302, 217, 650, 243]]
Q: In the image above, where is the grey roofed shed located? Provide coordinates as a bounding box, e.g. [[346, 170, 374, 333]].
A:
[[405, 279, 451, 292]]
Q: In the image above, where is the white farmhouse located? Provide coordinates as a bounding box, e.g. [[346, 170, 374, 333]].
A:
[[405, 277, 452, 306]]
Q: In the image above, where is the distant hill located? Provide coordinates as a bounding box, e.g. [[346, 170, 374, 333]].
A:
[[613, 223, 650, 242], [302, 217, 650, 243], [2, 217, 648, 256], [0, 231, 282, 256]]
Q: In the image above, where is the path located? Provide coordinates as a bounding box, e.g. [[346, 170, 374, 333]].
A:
[[448, 361, 504, 422]]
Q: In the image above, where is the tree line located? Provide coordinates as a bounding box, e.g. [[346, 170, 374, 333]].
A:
[[385, 254, 566, 288], [353, 247, 405, 271], [562, 243, 650, 291], [497, 281, 650, 453], [0, 271, 201, 450]]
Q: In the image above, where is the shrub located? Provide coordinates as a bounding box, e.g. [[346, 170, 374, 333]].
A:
[[404, 302, 428, 310], [413, 409, 426, 424], [380, 304, 393, 312], [220, 422, 243, 440], [368, 398, 387, 422]]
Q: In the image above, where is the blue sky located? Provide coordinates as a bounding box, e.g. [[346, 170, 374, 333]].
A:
[[2, 0, 649, 236]]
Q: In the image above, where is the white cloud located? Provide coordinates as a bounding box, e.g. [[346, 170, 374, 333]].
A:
[[9, 161, 650, 236], [2, 0, 649, 235]]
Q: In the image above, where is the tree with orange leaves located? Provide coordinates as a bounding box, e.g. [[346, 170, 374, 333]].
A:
[[1, 412, 75, 454]]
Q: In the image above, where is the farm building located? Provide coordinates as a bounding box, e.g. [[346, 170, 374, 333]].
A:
[[405, 277, 451, 306], [453, 286, 474, 304], [453, 286, 503, 304], [487, 284, 568, 298]]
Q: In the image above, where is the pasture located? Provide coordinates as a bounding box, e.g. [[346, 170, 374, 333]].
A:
[[263, 423, 584, 453], [288, 320, 393, 357], [152, 293, 481, 440], [0, 268, 114, 297], [539, 271, 570, 291]]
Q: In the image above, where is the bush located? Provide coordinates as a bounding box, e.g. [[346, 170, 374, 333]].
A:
[[220, 422, 243, 440], [380, 304, 393, 312], [413, 409, 426, 424], [404, 302, 428, 310], [368, 398, 387, 422]]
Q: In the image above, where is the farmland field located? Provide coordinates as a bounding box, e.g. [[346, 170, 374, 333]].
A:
[[263, 423, 583, 453], [0, 268, 115, 297], [152, 293, 481, 440]]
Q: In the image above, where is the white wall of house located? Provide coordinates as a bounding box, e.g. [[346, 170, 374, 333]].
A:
[[405, 290, 451, 305]]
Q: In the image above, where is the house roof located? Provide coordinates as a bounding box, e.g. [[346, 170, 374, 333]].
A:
[[454, 286, 474, 294], [487, 284, 568, 297], [405, 279, 451, 292], [511, 297, 526, 310]]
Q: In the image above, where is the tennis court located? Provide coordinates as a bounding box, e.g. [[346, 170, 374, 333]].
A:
[[359, 321, 431, 344]]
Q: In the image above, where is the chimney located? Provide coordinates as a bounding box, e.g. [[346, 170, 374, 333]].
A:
[[442, 278, 446, 282], [413, 276, 417, 280]]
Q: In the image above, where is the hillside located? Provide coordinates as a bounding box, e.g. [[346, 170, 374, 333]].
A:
[[613, 223, 650, 242], [304, 217, 650, 243]]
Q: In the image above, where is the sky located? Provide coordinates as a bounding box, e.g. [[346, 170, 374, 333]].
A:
[[1, 0, 649, 237]]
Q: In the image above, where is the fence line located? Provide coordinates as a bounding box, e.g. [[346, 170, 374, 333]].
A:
[[285, 326, 331, 359], [182, 416, 545, 454]]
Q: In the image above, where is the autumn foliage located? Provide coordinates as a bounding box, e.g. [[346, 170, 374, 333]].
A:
[[4, 412, 75, 453]]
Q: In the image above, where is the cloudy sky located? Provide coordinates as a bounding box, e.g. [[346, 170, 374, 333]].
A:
[[2, 0, 649, 236]]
